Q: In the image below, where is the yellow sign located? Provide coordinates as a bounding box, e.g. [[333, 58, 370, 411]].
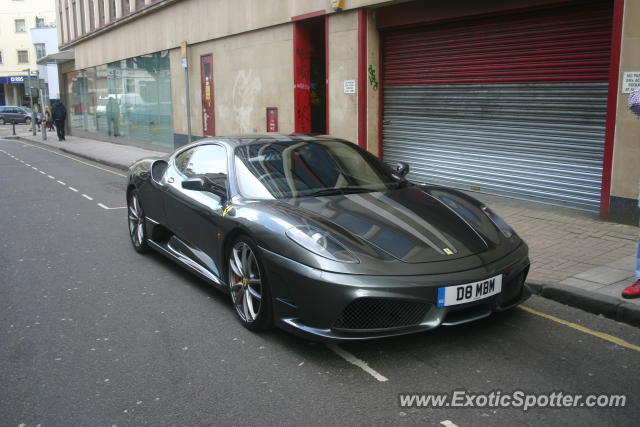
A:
[[180, 41, 187, 59], [205, 85, 211, 101], [331, 0, 345, 11]]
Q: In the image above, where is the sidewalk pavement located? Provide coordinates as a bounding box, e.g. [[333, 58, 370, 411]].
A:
[[3, 125, 639, 326]]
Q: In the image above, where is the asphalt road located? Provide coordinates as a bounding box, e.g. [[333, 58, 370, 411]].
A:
[[1, 138, 639, 426]]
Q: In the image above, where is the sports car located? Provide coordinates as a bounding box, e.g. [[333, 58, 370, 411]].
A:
[[126, 134, 531, 341]]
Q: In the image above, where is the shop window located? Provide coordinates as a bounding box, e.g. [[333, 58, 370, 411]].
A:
[[15, 19, 26, 32], [35, 43, 46, 60], [17, 50, 29, 63]]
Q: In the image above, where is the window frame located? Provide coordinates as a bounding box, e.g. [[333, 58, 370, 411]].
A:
[[17, 50, 29, 64], [15, 19, 26, 33], [34, 43, 46, 60]]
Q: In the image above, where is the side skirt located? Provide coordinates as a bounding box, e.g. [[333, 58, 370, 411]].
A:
[[147, 238, 229, 294]]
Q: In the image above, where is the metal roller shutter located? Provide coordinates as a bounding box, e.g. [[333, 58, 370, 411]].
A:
[[381, 1, 613, 211]]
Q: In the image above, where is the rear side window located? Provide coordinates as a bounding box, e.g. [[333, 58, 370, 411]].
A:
[[175, 144, 227, 178]]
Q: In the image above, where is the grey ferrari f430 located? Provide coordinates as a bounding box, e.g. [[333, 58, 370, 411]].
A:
[[126, 135, 531, 341]]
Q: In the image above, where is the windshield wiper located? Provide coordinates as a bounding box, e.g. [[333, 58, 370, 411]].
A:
[[305, 186, 374, 197]]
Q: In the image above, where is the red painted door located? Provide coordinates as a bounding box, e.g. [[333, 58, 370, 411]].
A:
[[200, 54, 215, 136]]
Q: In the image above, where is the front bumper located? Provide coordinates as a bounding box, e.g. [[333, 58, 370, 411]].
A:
[[260, 243, 531, 341]]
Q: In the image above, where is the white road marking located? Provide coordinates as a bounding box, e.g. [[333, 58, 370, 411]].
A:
[[57, 180, 66, 185], [326, 343, 389, 382], [19, 160, 24, 163], [25, 163, 30, 166], [32, 166, 37, 170], [47, 175, 55, 179], [82, 194, 94, 201], [39, 171, 45, 174], [68, 187, 78, 192], [97, 203, 126, 210], [441, 421, 458, 427], [3, 140, 126, 178]]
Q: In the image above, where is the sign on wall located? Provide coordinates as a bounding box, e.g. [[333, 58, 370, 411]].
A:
[[622, 71, 640, 93], [343, 80, 356, 94]]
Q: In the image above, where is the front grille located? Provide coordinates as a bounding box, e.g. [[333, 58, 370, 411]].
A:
[[333, 298, 429, 331]]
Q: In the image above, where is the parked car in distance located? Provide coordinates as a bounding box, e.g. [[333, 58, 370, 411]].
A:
[[0, 106, 41, 125], [126, 134, 531, 341]]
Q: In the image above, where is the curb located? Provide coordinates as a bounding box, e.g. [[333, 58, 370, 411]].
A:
[[11, 136, 131, 172], [528, 280, 640, 328]]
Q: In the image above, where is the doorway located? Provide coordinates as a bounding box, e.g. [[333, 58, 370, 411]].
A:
[[293, 16, 326, 134]]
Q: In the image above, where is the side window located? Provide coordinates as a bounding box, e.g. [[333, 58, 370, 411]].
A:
[[175, 145, 227, 178]]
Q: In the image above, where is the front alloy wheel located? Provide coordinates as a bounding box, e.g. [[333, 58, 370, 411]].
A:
[[127, 190, 149, 253], [228, 237, 272, 331]]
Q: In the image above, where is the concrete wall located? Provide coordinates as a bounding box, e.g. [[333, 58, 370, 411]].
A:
[[327, 11, 359, 144], [170, 23, 294, 138], [610, 0, 640, 219]]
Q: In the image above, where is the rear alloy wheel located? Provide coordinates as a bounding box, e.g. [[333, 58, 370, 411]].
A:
[[127, 190, 149, 253], [228, 237, 272, 331]]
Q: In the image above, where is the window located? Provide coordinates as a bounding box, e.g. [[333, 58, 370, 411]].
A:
[[17, 50, 29, 63], [34, 43, 46, 60], [88, 0, 95, 31], [98, 0, 105, 26], [175, 145, 228, 178], [135, 0, 144, 10], [35, 17, 45, 28], [0, 51, 3, 64], [122, 0, 131, 15], [110, 0, 116, 21], [15, 19, 26, 32]]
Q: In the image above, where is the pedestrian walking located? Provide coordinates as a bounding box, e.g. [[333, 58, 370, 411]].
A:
[[622, 88, 640, 299], [51, 100, 67, 141], [44, 105, 54, 131]]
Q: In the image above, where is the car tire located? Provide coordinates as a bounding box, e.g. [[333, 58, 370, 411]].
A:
[[25, 117, 31, 126], [227, 236, 273, 331], [127, 189, 149, 253]]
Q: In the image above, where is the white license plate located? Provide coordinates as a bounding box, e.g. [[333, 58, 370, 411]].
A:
[[437, 275, 502, 307]]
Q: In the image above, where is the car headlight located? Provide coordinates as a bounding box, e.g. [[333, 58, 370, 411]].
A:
[[286, 226, 359, 263], [481, 206, 515, 238]]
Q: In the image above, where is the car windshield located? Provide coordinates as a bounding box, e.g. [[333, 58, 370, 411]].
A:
[[234, 139, 402, 199]]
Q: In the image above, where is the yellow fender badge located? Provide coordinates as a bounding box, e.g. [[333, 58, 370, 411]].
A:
[[443, 248, 454, 255], [222, 205, 234, 217]]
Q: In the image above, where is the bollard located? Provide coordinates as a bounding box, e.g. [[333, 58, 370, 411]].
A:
[[12, 121, 16, 136]]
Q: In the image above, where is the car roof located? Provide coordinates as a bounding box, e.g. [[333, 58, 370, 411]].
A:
[[186, 133, 339, 150]]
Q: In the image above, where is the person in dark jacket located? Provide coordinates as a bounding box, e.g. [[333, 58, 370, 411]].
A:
[[51, 100, 67, 141]]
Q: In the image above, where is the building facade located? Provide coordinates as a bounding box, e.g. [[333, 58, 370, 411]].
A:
[[55, 0, 640, 224], [0, 0, 57, 106]]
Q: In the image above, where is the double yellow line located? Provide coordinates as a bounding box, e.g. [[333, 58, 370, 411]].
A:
[[518, 305, 640, 352]]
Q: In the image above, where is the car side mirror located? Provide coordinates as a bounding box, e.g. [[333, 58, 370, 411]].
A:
[[181, 177, 207, 192], [394, 161, 410, 178], [181, 175, 228, 202]]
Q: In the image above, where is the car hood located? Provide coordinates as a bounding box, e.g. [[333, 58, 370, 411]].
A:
[[269, 186, 504, 264]]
